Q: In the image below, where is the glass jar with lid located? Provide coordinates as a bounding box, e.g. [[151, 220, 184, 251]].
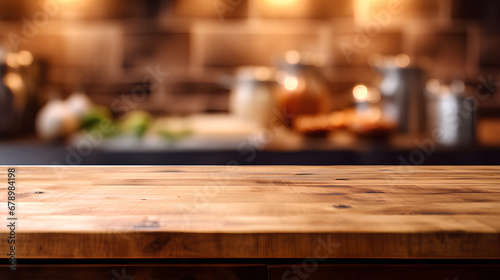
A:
[[275, 50, 331, 127]]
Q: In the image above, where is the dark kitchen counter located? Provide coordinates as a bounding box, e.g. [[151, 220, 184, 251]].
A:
[[0, 139, 499, 165]]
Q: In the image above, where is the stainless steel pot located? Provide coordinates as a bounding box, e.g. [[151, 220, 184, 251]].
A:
[[371, 54, 427, 134], [426, 80, 476, 147]]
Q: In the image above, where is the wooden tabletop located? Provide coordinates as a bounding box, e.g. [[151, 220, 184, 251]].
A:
[[1, 166, 499, 259]]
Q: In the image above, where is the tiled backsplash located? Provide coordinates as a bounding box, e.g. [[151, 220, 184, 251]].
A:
[[0, 0, 499, 112]]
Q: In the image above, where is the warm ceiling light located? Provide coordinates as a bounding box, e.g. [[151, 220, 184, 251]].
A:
[[284, 76, 299, 91], [354, 0, 389, 25], [353, 85, 368, 101], [264, 0, 300, 6]]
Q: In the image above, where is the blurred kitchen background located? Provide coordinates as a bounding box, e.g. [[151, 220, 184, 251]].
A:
[[1, 0, 500, 165]]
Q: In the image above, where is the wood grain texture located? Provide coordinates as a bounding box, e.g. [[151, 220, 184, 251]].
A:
[[0, 166, 499, 259]]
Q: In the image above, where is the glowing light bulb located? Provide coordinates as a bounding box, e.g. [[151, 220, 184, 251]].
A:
[[18, 50, 34, 66], [426, 79, 441, 94], [4, 73, 23, 91], [353, 85, 368, 101], [284, 76, 299, 91], [395, 54, 410, 68]]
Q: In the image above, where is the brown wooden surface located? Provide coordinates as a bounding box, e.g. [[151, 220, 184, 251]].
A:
[[0, 166, 500, 259]]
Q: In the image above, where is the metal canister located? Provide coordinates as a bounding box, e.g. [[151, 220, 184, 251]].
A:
[[436, 93, 476, 147], [229, 66, 277, 128], [372, 54, 427, 134], [427, 80, 476, 147]]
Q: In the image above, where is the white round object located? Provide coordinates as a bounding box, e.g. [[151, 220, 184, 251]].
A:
[[65, 92, 92, 118], [36, 100, 80, 141]]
